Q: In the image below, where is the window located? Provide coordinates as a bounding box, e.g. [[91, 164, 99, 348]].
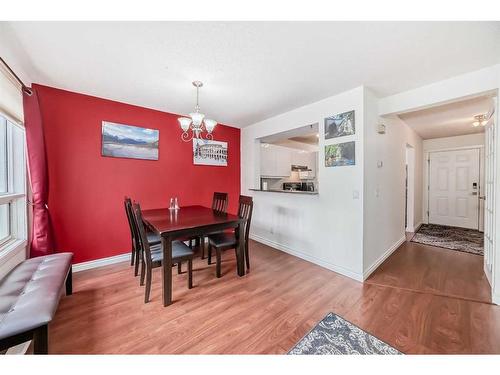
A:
[[0, 113, 27, 253]]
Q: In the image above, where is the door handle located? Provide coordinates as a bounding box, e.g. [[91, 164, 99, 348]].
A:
[[479, 196, 486, 200]]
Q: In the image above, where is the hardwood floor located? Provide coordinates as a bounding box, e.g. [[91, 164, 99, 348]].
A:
[[367, 237, 492, 303], [48, 239, 500, 354]]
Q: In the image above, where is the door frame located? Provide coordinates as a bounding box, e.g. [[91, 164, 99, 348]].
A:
[[424, 145, 484, 231], [405, 145, 415, 232]]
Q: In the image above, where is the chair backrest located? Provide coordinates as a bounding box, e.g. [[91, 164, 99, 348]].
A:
[[131, 202, 153, 270], [212, 192, 228, 213], [124, 197, 139, 250], [238, 195, 253, 248]]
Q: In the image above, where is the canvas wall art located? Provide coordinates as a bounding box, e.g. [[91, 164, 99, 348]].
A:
[[102, 121, 159, 160], [324, 110, 355, 139], [325, 141, 355, 167], [193, 138, 228, 166]]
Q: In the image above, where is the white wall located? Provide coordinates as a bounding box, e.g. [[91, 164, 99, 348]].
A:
[[362, 89, 423, 278], [422, 133, 486, 230], [242, 86, 365, 280]]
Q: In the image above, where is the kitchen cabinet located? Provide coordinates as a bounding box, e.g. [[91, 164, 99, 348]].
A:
[[260, 144, 291, 177]]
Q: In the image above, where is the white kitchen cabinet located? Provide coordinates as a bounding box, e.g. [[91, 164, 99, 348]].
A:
[[276, 146, 292, 176], [307, 152, 317, 178], [260, 144, 291, 177]]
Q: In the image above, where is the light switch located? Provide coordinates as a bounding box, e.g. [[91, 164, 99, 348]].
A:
[[352, 190, 359, 199], [377, 161, 383, 168]]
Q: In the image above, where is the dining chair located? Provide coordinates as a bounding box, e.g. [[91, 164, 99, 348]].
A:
[[132, 202, 195, 303], [199, 192, 229, 259], [124, 197, 161, 276], [207, 195, 253, 278]]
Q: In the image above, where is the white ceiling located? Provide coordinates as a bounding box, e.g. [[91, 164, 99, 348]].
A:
[[399, 96, 494, 140], [3, 21, 500, 127]]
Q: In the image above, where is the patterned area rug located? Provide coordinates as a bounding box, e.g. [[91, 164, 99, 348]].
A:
[[288, 313, 401, 355], [411, 224, 483, 256]]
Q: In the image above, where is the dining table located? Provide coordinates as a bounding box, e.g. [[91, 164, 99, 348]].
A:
[[141, 205, 245, 306]]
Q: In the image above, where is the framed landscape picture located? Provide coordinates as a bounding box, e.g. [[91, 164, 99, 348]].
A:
[[101, 121, 159, 161], [324, 110, 355, 140], [193, 138, 228, 166], [325, 141, 355, 167]]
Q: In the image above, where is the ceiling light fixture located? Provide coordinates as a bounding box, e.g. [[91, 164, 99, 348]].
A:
[[178, 81, 217, 142], [472, 114, 488, 127]]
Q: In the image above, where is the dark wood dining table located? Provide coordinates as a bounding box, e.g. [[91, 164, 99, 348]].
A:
[[141, 205, 245, 306]]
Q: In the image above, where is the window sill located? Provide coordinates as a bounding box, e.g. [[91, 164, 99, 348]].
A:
[[0, 238, 27, 265]]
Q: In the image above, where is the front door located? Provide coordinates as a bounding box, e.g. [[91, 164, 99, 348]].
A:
[[428, 148, 480, 229]]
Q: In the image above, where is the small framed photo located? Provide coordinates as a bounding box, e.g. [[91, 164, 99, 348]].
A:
[[324, 110, 355, 140], [325, 141, 355, 167]]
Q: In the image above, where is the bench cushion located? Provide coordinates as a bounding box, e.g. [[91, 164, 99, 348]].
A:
[[0, 253, 72, 340]]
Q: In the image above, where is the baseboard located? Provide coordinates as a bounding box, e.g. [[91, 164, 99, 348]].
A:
[[249, 233, 364, 282], [72, 252, 130, 272], [493, 290, 500, 306], [363, 235, 406, 280], [413, 221, 423, 232]]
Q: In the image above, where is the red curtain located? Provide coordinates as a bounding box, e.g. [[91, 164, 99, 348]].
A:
[[23, 87, 55, 258]]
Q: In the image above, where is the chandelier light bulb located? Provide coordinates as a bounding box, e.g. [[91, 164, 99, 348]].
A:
[[178, 81, 217, 142]]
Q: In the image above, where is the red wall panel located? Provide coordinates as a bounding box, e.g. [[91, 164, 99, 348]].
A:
[[35, 84, 241, 264]]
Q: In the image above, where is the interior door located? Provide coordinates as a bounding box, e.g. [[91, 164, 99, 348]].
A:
[[428, 148, 480, 229]]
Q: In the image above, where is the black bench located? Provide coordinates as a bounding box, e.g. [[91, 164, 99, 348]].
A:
[[0, 252, 73, 354]]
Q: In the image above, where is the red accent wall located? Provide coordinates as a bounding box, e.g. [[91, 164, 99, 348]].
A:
[[35, 84, 241, 264]]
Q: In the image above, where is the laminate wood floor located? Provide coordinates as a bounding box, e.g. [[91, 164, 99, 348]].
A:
[[49, 240, 500, 354]]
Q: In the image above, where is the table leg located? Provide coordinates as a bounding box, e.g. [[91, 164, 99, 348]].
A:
[[236, 222, 245, 276], [162, 235, 173, 306]]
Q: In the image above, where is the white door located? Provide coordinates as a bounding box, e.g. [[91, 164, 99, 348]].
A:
[[484, 117, 495, 279], [429, 148, 480, 229]]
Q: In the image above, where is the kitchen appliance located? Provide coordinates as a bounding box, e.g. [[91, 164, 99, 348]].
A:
[[291, 165, 312, 179], [283, 182, 315, 192]]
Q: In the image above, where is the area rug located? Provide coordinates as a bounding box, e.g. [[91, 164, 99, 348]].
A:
[[288, 313, 401, 355], [411, 224, 483, 256]]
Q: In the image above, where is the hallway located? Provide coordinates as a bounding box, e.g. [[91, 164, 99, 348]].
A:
[[366, 237, 491, 304]]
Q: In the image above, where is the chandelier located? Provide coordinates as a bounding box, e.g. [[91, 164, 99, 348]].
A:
[[472, 114, 488, 127], [178, 81, 217, 142]]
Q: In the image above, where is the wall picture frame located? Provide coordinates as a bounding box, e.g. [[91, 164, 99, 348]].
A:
[[193, 138, 228, 166], [101, 121, 159, 160], [325, 141, 355, 167], [324, 110, 355, 140]]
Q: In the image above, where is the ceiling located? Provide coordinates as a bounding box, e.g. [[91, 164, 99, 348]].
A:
[[398, 95, 494, 140], [2, 21, 500, 127]]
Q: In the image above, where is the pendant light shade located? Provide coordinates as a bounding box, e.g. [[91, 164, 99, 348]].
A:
[[178, 81, 217, 142]]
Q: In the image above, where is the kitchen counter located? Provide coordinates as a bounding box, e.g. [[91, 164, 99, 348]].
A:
[[248, 188, 318, 195]]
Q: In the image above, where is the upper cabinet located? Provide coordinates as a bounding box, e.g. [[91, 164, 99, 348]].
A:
[[260, 144, 291, 177], [260, 144, 317, 178]]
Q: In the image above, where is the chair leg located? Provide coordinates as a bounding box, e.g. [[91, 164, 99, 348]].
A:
[[131, 247, 135, 266], [177, 262, 182, 274], [134, 247, 140, 277], [144, 267, 152, 303], [216, 248, 222, 278], [33, 324, 48, 354], [140, 254, 146, 286], [188, 259, 193, 289], [208, 244, 212, 265], [65, 267, 73, 296], [245, 244, 250, 270]]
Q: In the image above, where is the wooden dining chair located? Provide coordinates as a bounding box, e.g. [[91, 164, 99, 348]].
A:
[[207, 195, 253, 278], [124, 197, 161, 277], [199, 192, 229, 259], [132, 202, 195, 303]]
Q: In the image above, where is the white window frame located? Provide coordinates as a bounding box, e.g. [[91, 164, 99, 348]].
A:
[[0, 111, 27, 263]]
